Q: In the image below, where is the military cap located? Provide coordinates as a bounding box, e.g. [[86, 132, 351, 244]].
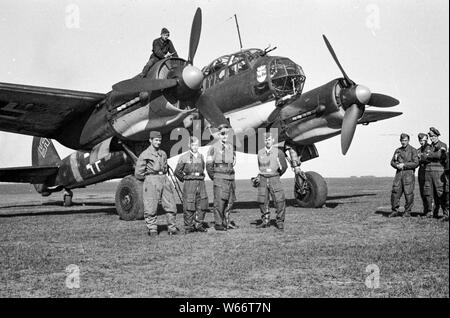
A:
[[418, 133, 428, 140], [428, 127, 440, 136], [161, 27, 170, 35], [217, 123, 230, 131], [400, 133, 410, 140], [149, 131, 162, 139]]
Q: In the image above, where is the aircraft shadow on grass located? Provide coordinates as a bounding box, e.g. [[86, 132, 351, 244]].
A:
[[0, 193, 378, 218], [0, 201, 117, 218], [230, 193, 378, 210]]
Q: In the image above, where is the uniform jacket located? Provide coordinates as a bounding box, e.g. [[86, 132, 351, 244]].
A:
[[418, 144, 432, 171], [151, 37, 178, 60], [174, 151, 206, 181], [426, 140, 448, 172], [257, 147, 288, 177], [206, 141, 235, 180], [134, 145, 168, 181], [390, 144, 419, 171]]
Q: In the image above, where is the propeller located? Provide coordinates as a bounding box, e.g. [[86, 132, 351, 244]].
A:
[[322, 34, 400, 155], [195, 94, 229, 128], [188, 8, 202, 64], [322, 35, 354, 87], [341, 104, 364, 155], [367, 93, 399, 107]]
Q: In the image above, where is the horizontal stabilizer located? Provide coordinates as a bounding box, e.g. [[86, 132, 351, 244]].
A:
[[0, 165, 59, 184]]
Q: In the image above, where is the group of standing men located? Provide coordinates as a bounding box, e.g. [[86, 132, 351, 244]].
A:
[[135, 28, 288, 235], [389, 127, 448, 221], [134, 125, 288, 236]]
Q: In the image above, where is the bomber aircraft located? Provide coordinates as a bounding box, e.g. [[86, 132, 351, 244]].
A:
[[0, 8, 401, 220]]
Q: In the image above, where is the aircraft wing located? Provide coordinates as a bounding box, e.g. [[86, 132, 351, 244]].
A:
[[358, 110, 402, 125], [0, 82, 105, 138], [0, 165, 59, 184]]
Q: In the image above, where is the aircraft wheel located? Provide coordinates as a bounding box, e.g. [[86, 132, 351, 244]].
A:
[[63, 190, 73, 207], [294, 171, 327, 208], [115, 175, 144, 221]]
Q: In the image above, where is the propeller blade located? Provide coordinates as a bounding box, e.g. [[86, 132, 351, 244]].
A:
[[112, 78, 178, 93], [341, 104, 364, 155], [196, 94, 228, 128], [367, 93, 400, 107], [188, 8, 202, 64], [322, 35, 353, 86]]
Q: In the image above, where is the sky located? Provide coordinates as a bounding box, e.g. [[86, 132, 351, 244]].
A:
[[0, 0, 448, 180]]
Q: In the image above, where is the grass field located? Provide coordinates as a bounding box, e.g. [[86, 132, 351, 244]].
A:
[[0, 177, 448, 297]]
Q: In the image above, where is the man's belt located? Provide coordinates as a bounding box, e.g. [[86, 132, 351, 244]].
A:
[[186, 172, 204, 177], [214, 163, 233, 168], [147, 171, 165, 175]]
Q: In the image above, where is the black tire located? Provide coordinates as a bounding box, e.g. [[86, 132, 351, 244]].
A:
[[63, 194, 72, 207], [115, 175, 144, 221], [294, 171, 327, 208]]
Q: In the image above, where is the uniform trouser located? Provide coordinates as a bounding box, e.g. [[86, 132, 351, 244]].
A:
[[391, 170, 415, 213], [213, 178, 235, 227], [424, 169, 448, 217], [418, 168, 429, 213], [141, 56, 159, 77], [143, 175, 177, 232], [257, 175, 286, 224], [444, 173, 449, 217], [182, 179, 208, 230], [225, 184, 236, 225]]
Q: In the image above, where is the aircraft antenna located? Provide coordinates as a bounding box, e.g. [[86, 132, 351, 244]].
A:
[[234, 14, 243, 50]]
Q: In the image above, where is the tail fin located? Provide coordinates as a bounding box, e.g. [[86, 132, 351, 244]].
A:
[[31, 137, 61, 195], [32, 137, 61, 166]]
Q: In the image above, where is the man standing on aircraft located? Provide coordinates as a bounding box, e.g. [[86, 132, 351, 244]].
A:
[[206, 124, 237, 231], [417, 133, 432, 216], [135, 131, 180, 236], [255, 132, 288, 230], [140, 28, 178, 77], [389, 133, 419, 218], [174, 136, 208, 234], [424, 127, 448, 219]]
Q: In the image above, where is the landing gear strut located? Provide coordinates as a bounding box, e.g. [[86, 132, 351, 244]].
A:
[[63, 189, 73, 207], [286, 144, 328, 208]]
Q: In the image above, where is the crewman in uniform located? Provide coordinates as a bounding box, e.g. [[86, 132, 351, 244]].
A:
[[174, 136, 208, 234], [424, 127, 448, 219], [140, 28, 178, 77], [443, 150, 449, 222], [206, 124, 237, 231], [135, 131, 180, 236], [255, 132, 288, 230], [389, 133, 419, 217], [417, 133, 432, 216]]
